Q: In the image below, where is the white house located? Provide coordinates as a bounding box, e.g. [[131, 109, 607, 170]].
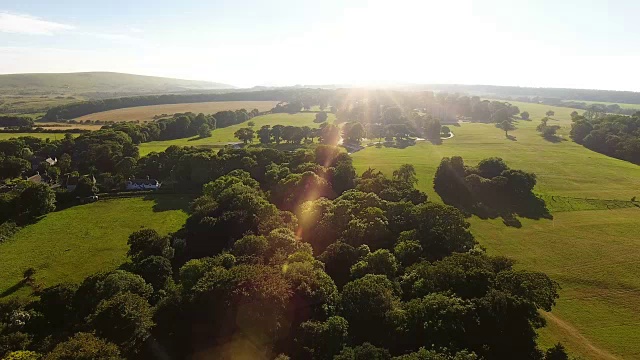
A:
[[126, 179, 161, 191]]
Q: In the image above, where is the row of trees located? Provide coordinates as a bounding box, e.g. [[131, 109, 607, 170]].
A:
[[0, 144, 566, 359], [570, 112, 640, 164], [103, 109, 260, 143], [0, 116, 34, 128]]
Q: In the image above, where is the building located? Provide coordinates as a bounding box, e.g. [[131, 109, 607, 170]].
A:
[[26, 173, 42, 184], [126, 179, 161, 191]]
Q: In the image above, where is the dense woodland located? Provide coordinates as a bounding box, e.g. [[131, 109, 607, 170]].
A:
[[570, 112, 640, 165], [0, 140, 568, 359]]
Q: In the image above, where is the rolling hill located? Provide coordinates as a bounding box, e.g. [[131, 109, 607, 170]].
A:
[[0, 72, 234, 96]]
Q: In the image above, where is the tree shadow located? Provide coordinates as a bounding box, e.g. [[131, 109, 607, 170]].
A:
[[188, 136, 205, 142], [506, 135, 517, 141], [383, 139, 416, 149], [440, 194, 552, 228], [143, 194, 194, 213], [0, 280, 27, 298], [542, 135, 566, 143]]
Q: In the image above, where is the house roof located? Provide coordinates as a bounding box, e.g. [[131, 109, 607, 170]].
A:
[[128, 179, 159, 185]]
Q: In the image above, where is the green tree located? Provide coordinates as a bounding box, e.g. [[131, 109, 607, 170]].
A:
[[545, 110, 555, 117], [340, 274, 398, 345], [393, 164, 418, 185], [115, 157, 137, 178], [234, 127, 255, 144], [89, 292, 154, 354], [496, 120, 516, 137], [198, 123, 212, 138], [127, 229, 174, 261], [334, 343, 391, 360], [350, 249, 399, 279], [133, 255, 173, 290], [257, 125, 272, 144], [520, 111, 530, 120], [315, 111, 328, 123], [295, 316, 349, 360], [346, 122, 365, 143], [17, 183, 56, 219], [44, 332, 122, 360]]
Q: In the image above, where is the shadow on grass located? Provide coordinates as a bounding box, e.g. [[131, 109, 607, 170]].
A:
[[382, 139, 416, 149], [542, 135, 567, 143], [506, 135, 517, 141], [440, 194, 552, 228], [188, 136, 204, 142], [0, 280, 27, 298], [143, 193, 194, 213]]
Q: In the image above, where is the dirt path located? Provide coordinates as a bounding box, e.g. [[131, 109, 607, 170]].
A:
[[543, 312, 620, 360]]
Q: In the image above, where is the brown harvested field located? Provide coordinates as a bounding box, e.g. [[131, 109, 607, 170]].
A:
[[35, 122, 104, 130], [74, 101, 279, 122]]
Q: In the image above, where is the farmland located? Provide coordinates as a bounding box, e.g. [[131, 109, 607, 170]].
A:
[[351, 102, 640, 359], [0, 195, 189, 298], [139, 112, 335, 156], [74, 100, 279, 122]]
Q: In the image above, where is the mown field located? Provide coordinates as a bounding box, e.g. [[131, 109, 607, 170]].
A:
[[0, 133, 79, 141], [139, 112, 336, 156], [0, 195, 189, 299], [74, 100, 279, 122], [352, 102, 640, 359]]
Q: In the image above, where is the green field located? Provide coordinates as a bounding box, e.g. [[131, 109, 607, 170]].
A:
[[139, 112, 336, 156], [352, 102, 640, 359], [0, 195, 189, 298], [0, 133, 79, 141]]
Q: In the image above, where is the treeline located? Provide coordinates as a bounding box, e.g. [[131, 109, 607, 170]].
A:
[[0, 116, 34, 128], [0, 144, 567, 360], [570, 112, 640, 164], [422, 84, 640, 105], [104, 109, 260, 143], [43, 89, 334, 121]]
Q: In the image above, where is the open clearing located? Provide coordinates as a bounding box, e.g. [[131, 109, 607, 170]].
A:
[[0, 195, 189, 298], [74, 100, 279, 122], [0, 133, 79, 141], [139, 112, 336, 156], [352, 102, 640, 359]]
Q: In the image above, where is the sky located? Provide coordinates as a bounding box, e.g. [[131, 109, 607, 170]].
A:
[[0, 0, 639, 90]]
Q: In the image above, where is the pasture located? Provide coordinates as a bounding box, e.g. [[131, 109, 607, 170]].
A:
[[74, 100, 279, 122], [0, 195, 189, 299], [351, 103, 640, 359], [139, 112, 336, 156]]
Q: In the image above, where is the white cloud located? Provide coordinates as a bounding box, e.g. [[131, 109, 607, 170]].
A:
[[0, 11, 74, 35]]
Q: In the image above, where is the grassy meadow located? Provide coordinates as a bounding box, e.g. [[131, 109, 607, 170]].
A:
[[139, 112, 336, 156], [74, 100, 279, 122], [0, 195, 189, 298], [351, 102, 640, 359]]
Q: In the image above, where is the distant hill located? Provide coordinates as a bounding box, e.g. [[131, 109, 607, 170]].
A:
[[0, 72, 235, 97]]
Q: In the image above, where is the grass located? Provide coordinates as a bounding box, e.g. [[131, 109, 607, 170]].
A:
[[351, 103, 640, 359], [139, 112, 336, 156], [0, 133, 79, 141], [74, 100, 279, 122], [0, 195, 189, 299]]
